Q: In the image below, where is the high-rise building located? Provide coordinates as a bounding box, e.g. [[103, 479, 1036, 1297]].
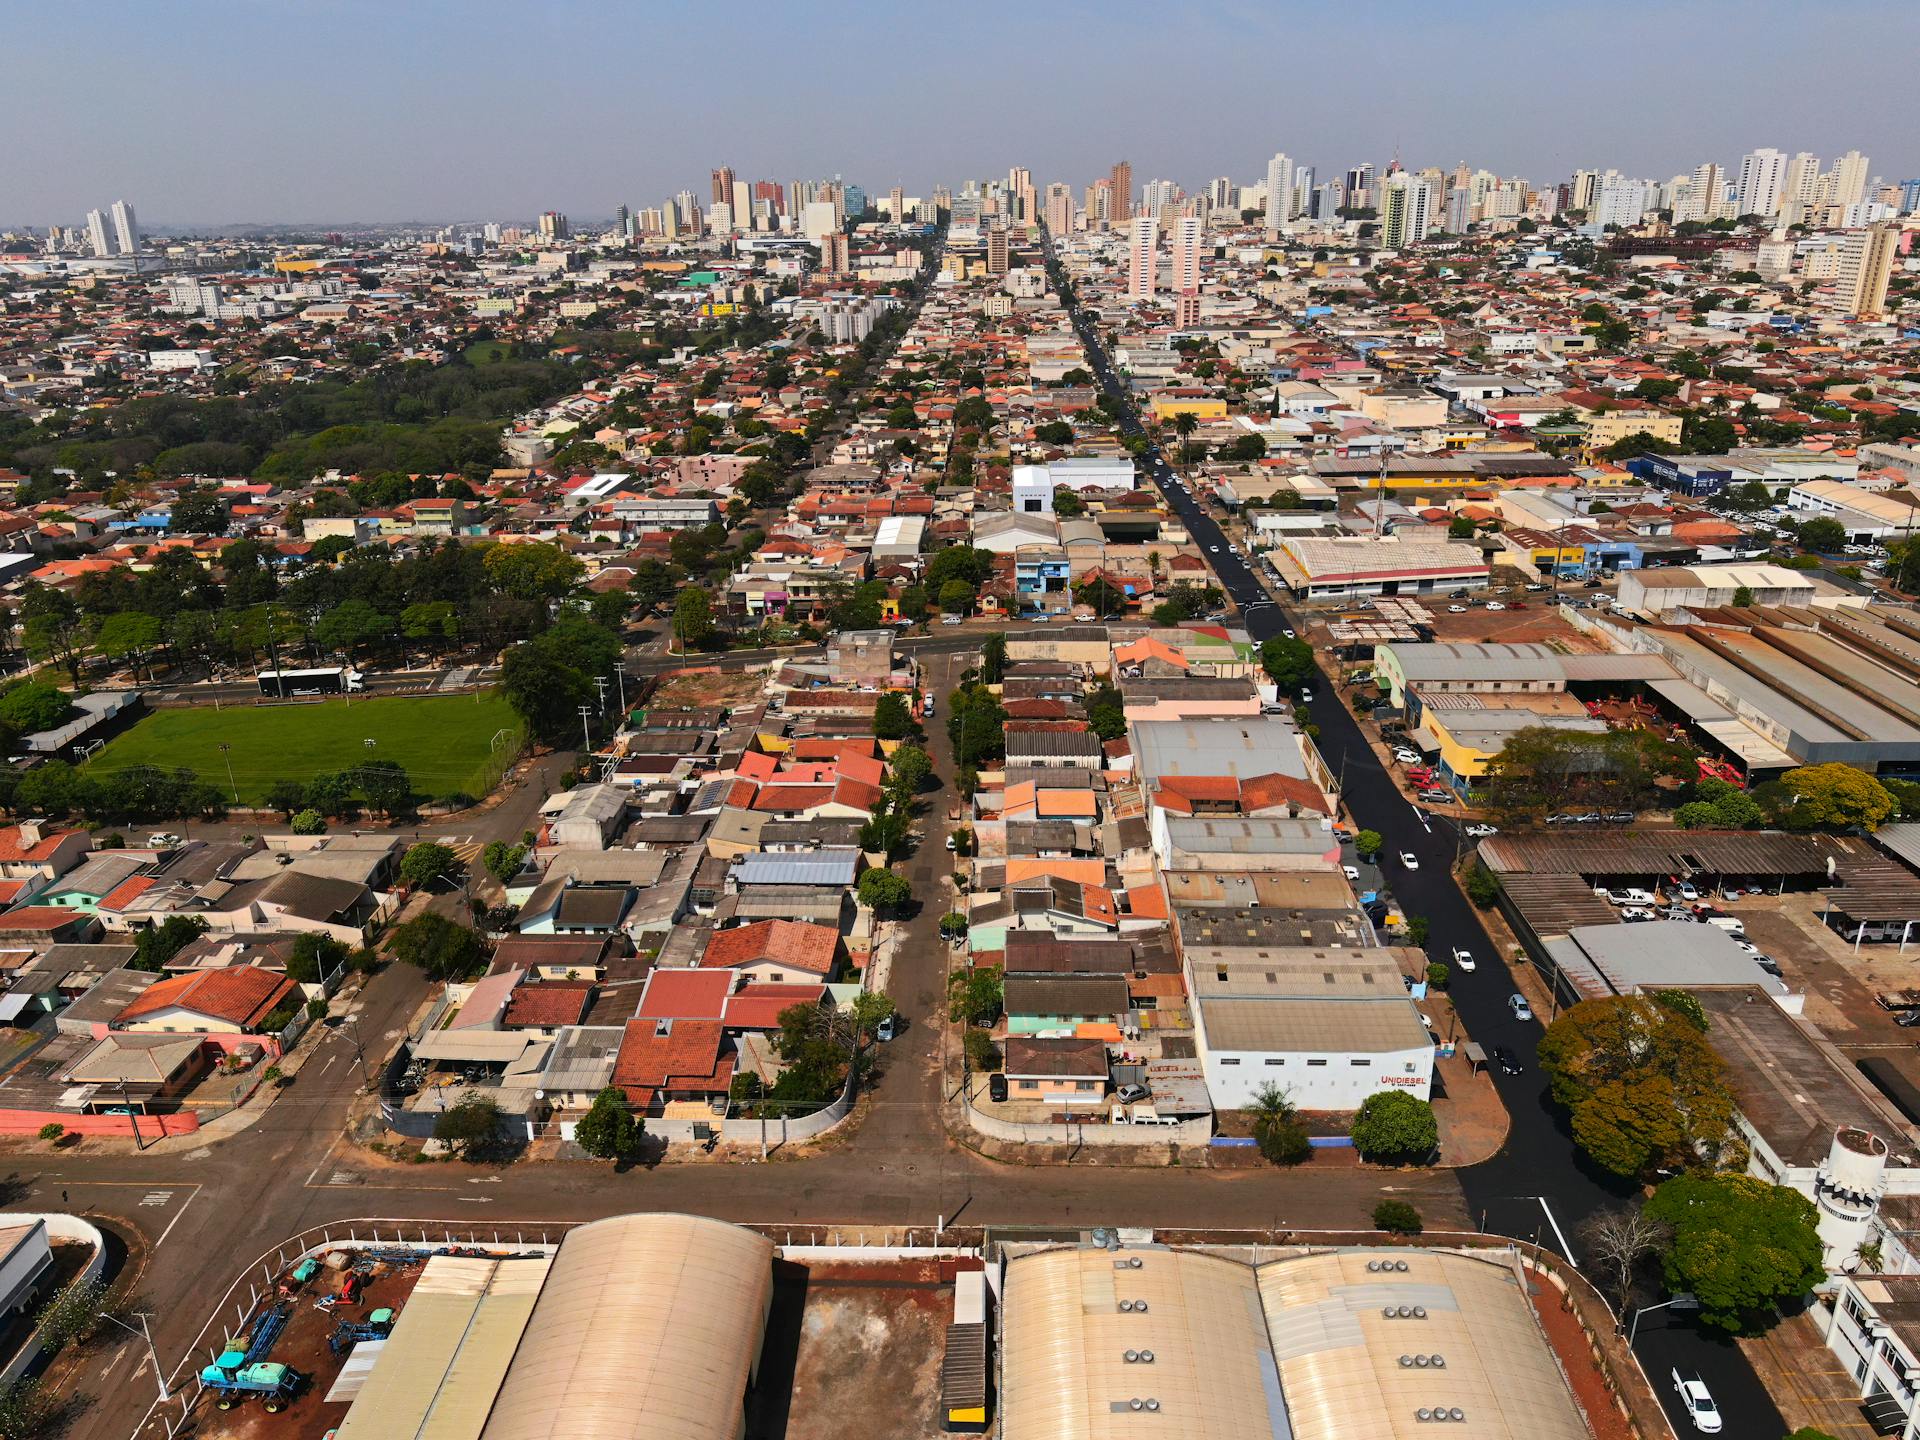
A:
[[1443, 187, 1472, 233], [538, 210, 570, 240], [889, 186, 905, 223], [1109, 160, 1132, 224], [1345, 165, 1374, 211], [1735, 148, 1787, 218], [85, 208, 111, 258], [1837, 221, 1899, 319], [1828, 150, 1871, 208], [1207, 176, 1236, 212], [710, 167, 736, 207], [1901, 179, 1920, 215], [1264, 151, 1295, 231], [1126, 215, 1156, 300], [1569, 169, 1599, 214], [1141, 178, 1177, 218], [1780, 152, 1821, 218], [823, 230, 851, 278], [1672, 162, 1722, 223], [109, 199, 138, 255], [1170, 215, 1202, 295], [986, 223, 1009, 276], [708, 202, 733, 237], [1593, 177, 1651, 229], [1379, 174, 1432, 249], [1044, 182, 1073, 234], [614, 203, 632, 240]]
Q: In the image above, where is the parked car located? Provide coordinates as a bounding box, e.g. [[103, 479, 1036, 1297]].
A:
[[1605, 811, 1635, 824], [1418, 788, 1453, 803], [1621, 906, 1657, 922], [1484, 602, 1505, 611], [1464, 823, 1499, 838], [941, 614, 964, 626], [1451, 947, 1477, 973], [988, 1073, 1009, 1103], [1674, 881, 1700, 902], [875, 1013, 898, 1043], [147, 832, 183, 848], [1114, 1083, 1149, 1103], [1509, 993, 1533, 1021], [1343, 864, 1361, 881], [1490, 1045, 1523, 1076], [1447, 604, 1468, 613], [1671, 1371, 1722, 1434], [1399, 851, 1420, 870]]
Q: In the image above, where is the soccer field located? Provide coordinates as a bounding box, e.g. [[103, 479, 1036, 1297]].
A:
[[83, 693, 526, 806]]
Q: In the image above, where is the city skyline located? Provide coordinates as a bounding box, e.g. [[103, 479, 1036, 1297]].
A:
[[9, 0, 1919, 226]]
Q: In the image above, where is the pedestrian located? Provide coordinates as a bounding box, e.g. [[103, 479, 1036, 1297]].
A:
[[61, 1190, 68, 1205]]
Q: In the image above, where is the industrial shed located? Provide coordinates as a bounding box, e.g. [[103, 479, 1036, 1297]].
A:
[[479, 1212, 774, 1440]]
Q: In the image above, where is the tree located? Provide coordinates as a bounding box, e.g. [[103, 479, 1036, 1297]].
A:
[[1536, 995, 1741, 1180], [1250, 1083, 1311, 1166], [1795, 517, 1847, 554], [357, 759, 413, 819], [1350, 1090, 1438, 1162], [482, 840, 528, 883], [1259, 635, 1315, 690], [399, 841, 461, 889], [1482, 725, 1696, 816], [433, 1093, 503, 1157], [1730, 585, 1755, 608], [34, 1275, 109, 1348], [1087, 684, 1126, 742], [20, 585, 86, 684], [979, 632, 1007, 685], [963, 1028, 1001, 1072], [265, 778, 309, 820], [887, 743, 932, 797], [500, 635, 596, 745], [1448, 514, 1477, 539], [573, 1085, 646, 1162], [36, 1122, 64, 1143], [1372, 1200, 1423, 1235], [482, 541, 584, 602], [1464, 862, 1500, 908], [1644, 1172, 1823, 1333], [671, 588, 714, 650], [1073, 576, 1125, 616], [390, 912, 486, 982], [1775, 763, 1894, 831], [315, 598, 390, 662], [1034, 420, 1074, 446], [873, 692, 916, 740], [937, 579, 974, 615], [1578, 1206, 1673, 1317], [91, 611, 163, 679], [0, 682, 72, 738], [130, 914, 208, 972], [947, 965, 1004, 1025], [858, 867, 912, 913], [290, 808, 327, 835], [168, 485, 230, 536], [1354, 829, 1383, 860], [1052, 489, 1085, 517], [1426, 961, 1450, 990], [285, 932, 348, 986]]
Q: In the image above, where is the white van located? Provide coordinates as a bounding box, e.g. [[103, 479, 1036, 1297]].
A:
[[1703, 915, 1746, 939]]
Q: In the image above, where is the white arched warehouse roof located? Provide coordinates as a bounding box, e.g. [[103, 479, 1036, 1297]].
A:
[[480, 1212, 774, 1440]]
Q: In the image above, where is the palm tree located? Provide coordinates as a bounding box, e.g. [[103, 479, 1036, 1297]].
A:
[[1249, 1082, 1297, 1141], [1173, 412, 1199, 475]]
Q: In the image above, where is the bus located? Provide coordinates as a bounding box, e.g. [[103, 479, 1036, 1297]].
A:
[[257, 668, 364, 697]]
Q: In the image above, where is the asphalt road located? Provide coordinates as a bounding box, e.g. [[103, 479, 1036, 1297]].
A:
[[1056, 259, 1785, 1440]]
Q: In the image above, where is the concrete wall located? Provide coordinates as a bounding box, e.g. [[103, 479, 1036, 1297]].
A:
[[0, 1213, 106, 1386], [963, 1098, 1211, 1146], [0, 1108, 199, 1138]]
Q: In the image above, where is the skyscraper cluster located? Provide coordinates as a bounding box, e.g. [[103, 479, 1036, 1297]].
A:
[[83, 199, 138, 257]]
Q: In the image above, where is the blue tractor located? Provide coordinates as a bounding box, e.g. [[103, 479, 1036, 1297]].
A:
[[199, 1359, 304, 1413]]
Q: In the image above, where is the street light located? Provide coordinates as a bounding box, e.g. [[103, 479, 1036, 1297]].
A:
[[99, 1310, 170, 1403], [1627, 1292, 1700, 1343]]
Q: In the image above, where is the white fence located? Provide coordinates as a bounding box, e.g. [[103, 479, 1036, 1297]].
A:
[[0, 1213, 106, 1387], [962, 1099, 1212, 1147]]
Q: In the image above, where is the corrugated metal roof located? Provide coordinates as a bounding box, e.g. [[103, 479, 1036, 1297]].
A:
[[1198, 995, 1431, 1054], [731, 849, 861, 887], [478, 1213, 773, 1440], [1478, 829, 1829, 879]]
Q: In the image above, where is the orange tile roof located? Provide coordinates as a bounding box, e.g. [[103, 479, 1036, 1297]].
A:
[[0, 826, 81, 864], [115, 967, 295, 1029], [698, 919, 839, 976], [612, 1019, 734, 1107], [502, 982, 595, 1029], [97, 876, 158, 912]]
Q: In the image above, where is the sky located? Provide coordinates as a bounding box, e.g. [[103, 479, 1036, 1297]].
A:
[[9, 0, 1919, 227]]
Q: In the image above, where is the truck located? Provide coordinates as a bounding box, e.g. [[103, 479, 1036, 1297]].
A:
[[258, 667, 364, 697], [199, 1359, 304, 1413]]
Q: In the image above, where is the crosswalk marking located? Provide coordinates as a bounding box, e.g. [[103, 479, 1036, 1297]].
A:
[[139, 1190, 171, 1207], [447, 841, 485, 864]]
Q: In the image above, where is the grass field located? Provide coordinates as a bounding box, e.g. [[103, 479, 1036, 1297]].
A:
[[84, 693, 526, 806]]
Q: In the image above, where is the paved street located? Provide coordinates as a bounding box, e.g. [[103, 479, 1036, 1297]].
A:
[[1053, 256, 1784, 1440]]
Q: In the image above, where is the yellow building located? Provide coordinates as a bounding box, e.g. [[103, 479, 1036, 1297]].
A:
[[1583, 409, 1684, 451], [1150, 397, 1228, 422]]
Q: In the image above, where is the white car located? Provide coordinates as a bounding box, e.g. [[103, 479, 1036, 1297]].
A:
[[1484, 602, 1506, 612], [1464, 823, 1499, 838], [1671, 1371, 1722, 1434], [1399, 851, 1420, 870], [1393, 749, 1421, 764], [1208, 545, 1220, 553], [1447, 604, 1468, 613], [1675, 881, 1700, 901], [1343, 864, 1361, 881], [1451, 947, 1477, 973], [941, 614, 964, 626]]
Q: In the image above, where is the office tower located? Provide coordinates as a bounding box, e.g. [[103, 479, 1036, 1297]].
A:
[[788, 180, 811, 217], [1837, 222, 1898, 318], [1736, 148, 1787, 218], [537, 210, 570, 240], [1044, 182, 1073, 234], [1828, 150, 1871, 208], [1171, 215, 1202, 294], [1901, 180, 1920, 215], [1311, 182, 1342, 219], [1379, 174, 1432, 248], [1672, 163, 1721, 223], [889, 186, 905, 223], [1443, 187, 1472, 233], [1593, 177, 1651, 229], [1126, 215, 1156, 300], [482, 222, 502, 244], [802, 200, 839, 244], [1569, 169, 1599, 213], [1207, 176, 1236, 211], [1264, 151, 1295, 230], [710, 167, 736, 207], [1109, 160, 1132, 223], [1141, 179, 1177, 217], [708, 202, 733, 237], [987, 223, 1009, 276], [85, 208, 111, 257], [613, 203, 631, 239], [844, 184, 867, 219], [753, 180, 784, 217], [1345, 164, 1374, 211], [109, 199, 138, 254]]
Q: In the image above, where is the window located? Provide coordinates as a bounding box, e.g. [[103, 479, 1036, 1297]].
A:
[[1219, 1058, 1241, 1067], [1351, 1059, 1371, 1067], [1307, 1058, 1328, 1067], [1019, 1079, 1039, 1091], [1264, 1058, 1284, 1066]]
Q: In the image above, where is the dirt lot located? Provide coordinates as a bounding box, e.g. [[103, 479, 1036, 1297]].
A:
[[1418, 602, 1611, 649], [750, 1257, 959, 1440], [644, 667, 768, 709]]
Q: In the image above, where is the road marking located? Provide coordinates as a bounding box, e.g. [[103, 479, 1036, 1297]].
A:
[[457, 1197, 494, 1204], [328, 1170, 361, 1186], [139, 1191, 171, 1207], [1537, 1196, 1578, 1267], [153, 1188, 197, 1248]]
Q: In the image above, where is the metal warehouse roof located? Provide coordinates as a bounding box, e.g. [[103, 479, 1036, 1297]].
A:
[[1197, 995, 1432, 1054], [479, 1213, 774, 1440], [1478, 830, 1829, 879], [730, 848, 861, 886]]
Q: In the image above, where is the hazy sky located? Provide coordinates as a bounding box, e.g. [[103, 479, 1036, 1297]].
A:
[[10, 0, 1918, 226]]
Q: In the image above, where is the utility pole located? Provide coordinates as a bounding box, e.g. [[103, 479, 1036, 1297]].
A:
[[578, 705, 594, 757], [218, 743, 239, 805], [100, 1310, 169, 1404]]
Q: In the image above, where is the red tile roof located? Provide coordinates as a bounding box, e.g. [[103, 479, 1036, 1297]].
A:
[[635, 968, 733, 1022], [0, 826, 81, 864], [502, 982, 595, 1029], [722, 983, 827, 1031], [612, 1019, 735, 1108], [116, 967, 296, 1029], [699, 919, 839, 976], [97, 876, 158, 912]]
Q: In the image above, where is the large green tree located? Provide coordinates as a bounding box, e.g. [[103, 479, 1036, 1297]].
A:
[[1259, 635, 1315, 690], [573, 1086, 646, 1162], [390, 912, 486, 982], [1774, 763, 1895, 831], [1536, 995, 1741, 1180], [1349, 1090, 1438, 1162], [1644, 1173, 1823, 1333]]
